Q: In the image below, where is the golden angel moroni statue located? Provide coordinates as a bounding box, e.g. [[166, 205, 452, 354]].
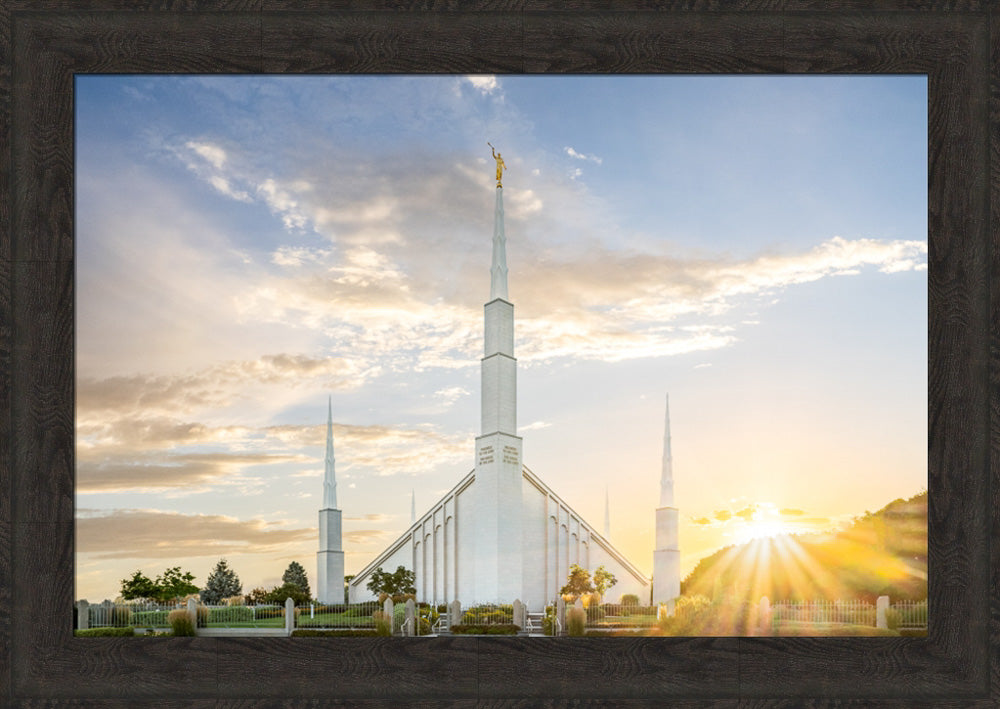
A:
[[488, 142, 506, 187]]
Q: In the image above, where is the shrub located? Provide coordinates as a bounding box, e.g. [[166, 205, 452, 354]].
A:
[[461, 604, 513, 625], [621, 594, 640, 606], [373, 611, 392, 637], [223, 595, 245, 606], [195, 605, 209, 627], [542, 606, 557, 635], [585, 605, 606, 623], [566, 608, 586, 636], [436, 604, 448, 613], [132, 609, 170, 627], [208, 606, 255, 623], [252, 605, 284, 620], [291, 629, 380, 637], [449, 624, 519, 635], [167, 609, 195, 636], [75, 626, 135, 637], [320, 603, 348, 614]]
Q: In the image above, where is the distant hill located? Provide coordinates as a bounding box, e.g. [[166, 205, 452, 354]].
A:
[[681, 491, 927, 602]]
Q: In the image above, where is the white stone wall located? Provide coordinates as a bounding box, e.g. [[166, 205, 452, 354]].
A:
[[456, 482, 475, 603], [348, 465, 651, 609], [520, 477, 549, 608]]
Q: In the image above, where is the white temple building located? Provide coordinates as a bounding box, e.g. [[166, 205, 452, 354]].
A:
[[336, 156, 679, 609]]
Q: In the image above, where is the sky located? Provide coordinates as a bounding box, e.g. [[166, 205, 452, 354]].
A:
[[75, 75, 927, 602]]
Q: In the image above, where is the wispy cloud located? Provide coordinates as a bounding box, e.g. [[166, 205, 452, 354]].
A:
[[77, 452, 308, 494], [564, 146, 602, 164], [521, 421, 552, 431], [76, 509, 314, 559]]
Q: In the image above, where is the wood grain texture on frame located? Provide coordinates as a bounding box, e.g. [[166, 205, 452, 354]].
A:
[[1, 3, 995, 707]]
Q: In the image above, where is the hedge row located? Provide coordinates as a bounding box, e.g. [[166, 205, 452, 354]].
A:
[[291, 629, 380, 637], [75, 627, 136, 637], [449, 624, 519, 635]]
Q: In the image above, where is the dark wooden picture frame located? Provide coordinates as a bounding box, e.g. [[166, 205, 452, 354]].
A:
[[2, 3, 996, 706]]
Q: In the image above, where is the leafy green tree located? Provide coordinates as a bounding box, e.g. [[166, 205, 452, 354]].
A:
[[200, 558, 243, 605], [282, 561, 311, 598], [264, 582, 311, 606], [155, 567, 199, 602], [344, 574, 356, 604], [120, 570, 158, 601], [120, 567, 198, 603], [593, 565, 617, 600], [559, 564, 595, 600], [245, 587, 269, 605], [365, 566, 416, 597]]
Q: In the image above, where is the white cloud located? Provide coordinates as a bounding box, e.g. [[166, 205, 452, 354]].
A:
[[434, 386, 469, 406], [565, 146, 603, 164], [521, 421, 552, 431], [186, 141, 227, 169], [209, 175, 251, 202], [464, 75, 499, 95]]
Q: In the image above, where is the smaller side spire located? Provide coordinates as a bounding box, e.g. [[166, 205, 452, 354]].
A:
[[323, 395, 338, 509], [660, 393, 674, 508]]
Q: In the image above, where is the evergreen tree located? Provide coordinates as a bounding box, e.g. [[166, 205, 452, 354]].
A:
[[201, 558, 243, 605], [282, 561, 311, 598]]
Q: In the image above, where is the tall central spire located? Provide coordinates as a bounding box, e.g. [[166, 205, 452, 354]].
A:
[[481, 165, 516, 437], [474, 148, 523, 603], [323, 396, 337, 509], [490, 187, 508, 301]]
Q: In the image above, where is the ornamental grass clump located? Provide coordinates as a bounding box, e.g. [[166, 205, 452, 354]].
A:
[[566, 607, 586, 636], [167, 609, 195, 636], [372, 611, 392, 637]]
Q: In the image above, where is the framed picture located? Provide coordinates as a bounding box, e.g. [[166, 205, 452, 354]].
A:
[[4, 5, 995, 706]]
